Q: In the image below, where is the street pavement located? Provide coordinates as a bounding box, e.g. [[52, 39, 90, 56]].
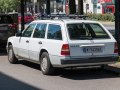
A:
[[0, 51, 120, 90]]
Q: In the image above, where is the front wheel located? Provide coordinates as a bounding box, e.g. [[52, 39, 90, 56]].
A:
[[40, 52, 54, 75], [8, 45, 18, 64]]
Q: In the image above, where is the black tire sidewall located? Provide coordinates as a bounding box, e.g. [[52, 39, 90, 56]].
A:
[[8, 45, 17, 64], [40, 52, 53, 75]]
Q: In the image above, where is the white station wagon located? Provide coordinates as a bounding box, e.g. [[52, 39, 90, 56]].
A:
[[7, 19, 118, 75]]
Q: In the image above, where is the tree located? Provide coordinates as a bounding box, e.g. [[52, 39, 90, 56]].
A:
[[78, 0, 83, 15], [0, 0, 20, 13], [69, 0, 76, 14]]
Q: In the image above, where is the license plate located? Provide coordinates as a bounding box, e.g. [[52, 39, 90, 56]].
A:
[[83, 47, 103, 53]]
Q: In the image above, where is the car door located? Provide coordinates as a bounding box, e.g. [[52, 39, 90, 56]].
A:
[[18, 23, 36, 59], [43, 24, 63, 57], [29, 23, 47, 61]]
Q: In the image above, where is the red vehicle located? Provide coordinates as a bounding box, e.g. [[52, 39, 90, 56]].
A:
[[18, 13, 34, 23]]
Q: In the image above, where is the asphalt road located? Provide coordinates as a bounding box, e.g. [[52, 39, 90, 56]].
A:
[[0, 51, 120, 90]]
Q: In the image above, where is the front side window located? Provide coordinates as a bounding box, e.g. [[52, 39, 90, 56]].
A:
[[22, 24, 36, 37], [67, 23, 110, 40], [33, 24, 47, 38], [47, 24, 62, 40]]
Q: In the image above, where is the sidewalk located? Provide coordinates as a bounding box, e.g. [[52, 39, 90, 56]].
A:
[[110, 58, 120, 69], [99, 21, 115, 25]]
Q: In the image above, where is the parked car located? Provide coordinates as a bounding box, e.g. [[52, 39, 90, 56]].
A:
[[6, 19, 118, 75], [18, 13, 34, 23], [0, 14, 17, 48]]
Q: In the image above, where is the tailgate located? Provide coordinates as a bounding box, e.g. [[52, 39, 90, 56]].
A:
[[91, 39, 115, 56], [69, 39, 115, 58], [69, 40, 93, 57]]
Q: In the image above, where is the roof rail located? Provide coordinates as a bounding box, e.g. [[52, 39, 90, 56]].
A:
[[38, 14, 88, 20]]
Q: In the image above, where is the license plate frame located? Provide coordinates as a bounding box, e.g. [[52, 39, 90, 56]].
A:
[[83, 46, 103, 53]]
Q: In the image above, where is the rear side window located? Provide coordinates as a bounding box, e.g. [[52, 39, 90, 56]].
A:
[[47, 24, 62, 40], [33, 24, 47, 38], [67, 23, 110, 40], [0, 15, 13, 24]]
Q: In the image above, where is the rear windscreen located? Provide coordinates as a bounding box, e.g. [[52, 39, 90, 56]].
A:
[[0, 15, 13, 24], [67, 23, 110, 40]]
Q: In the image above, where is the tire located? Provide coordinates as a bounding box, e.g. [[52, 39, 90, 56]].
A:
[[8, 45, 18, 64], [40, 52, 54, 75]]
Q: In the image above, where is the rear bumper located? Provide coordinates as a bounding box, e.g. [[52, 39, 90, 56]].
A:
[[55, 56, 119, 67]]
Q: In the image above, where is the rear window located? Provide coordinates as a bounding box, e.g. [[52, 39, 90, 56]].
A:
[[67, 23, 110, 40], [0, 15, 13, 24]]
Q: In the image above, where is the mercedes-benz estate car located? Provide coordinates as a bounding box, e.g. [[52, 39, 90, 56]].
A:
[[6, 19, 118, 75]]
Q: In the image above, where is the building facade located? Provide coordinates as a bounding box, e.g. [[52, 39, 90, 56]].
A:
[[83, 0, 115, 14], [26, 0, 115, 15], [26, 0, 66, 14]]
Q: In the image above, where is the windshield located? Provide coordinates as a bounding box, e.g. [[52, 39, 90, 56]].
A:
[[67, 23, 110, 40]]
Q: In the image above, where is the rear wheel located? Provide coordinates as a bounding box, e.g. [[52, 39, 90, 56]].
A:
[[8, 45, 18, 64], [40, 52, 54, 75]]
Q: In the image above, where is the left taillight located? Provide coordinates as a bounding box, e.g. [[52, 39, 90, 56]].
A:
[[114, 42, 118, 53], [61, 44, 70, 56]]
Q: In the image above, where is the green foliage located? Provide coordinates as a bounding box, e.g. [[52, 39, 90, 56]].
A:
[[87, 14, 115, 22], [0, 0, 20, 13]]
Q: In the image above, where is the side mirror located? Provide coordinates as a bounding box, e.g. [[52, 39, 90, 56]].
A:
[[16, 31, 22, 37]]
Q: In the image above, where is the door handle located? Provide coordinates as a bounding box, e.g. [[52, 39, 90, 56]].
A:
[[38, 41, 42, 44], [26, 40, 29, 43]]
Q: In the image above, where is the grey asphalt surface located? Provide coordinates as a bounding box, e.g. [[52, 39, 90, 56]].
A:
[[0, 51, 120, 90]]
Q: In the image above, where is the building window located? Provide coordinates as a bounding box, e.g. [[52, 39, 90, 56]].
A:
[[50, 0, 65, 14]]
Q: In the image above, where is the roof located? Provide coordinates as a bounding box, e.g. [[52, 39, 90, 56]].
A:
[[32, 19, 99, 24]]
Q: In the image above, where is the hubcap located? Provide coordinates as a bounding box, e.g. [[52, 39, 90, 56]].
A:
[[8, 49, 13, 61], [41, 57, 48, 72]]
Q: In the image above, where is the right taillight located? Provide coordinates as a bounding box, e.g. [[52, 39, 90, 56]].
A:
[[114, 42, 118, 53], [61, 44, 70, 56]]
